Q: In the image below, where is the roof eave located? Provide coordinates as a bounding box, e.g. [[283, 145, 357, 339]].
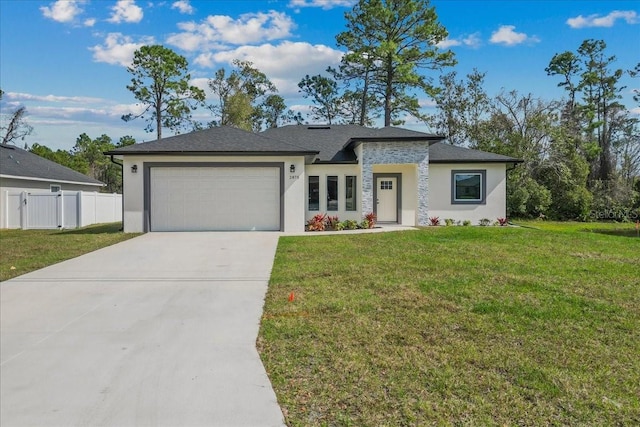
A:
[[103, 150, 319, 156], [311, 160, 359, 165], [344, 135, 445, 150], [429, 159, 524, 164], [0, 174, 105, 186]]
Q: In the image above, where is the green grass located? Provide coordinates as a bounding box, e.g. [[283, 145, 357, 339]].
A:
[[258, 222, 640, 426], [0, 223, 139, 281]]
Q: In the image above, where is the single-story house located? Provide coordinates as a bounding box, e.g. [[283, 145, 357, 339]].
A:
[[105, 125, 521, 233], [1, 144, 105, 228]]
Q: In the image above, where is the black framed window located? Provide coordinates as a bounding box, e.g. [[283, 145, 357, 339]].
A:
[[308, 176, 320, 211], [345, 176, 356, 211], [327, 176, 338, 211], [452, 170, 486, 204]]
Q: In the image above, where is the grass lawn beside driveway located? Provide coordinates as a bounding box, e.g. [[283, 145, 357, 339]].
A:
[[0, 223, 139, 281], [258, 222, 640, 426]]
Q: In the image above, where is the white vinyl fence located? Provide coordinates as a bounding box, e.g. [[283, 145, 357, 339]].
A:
[[2, 190, 122, 230]]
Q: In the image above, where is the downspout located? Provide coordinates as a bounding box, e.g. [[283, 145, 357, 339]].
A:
[[109, 155, 124, 231]]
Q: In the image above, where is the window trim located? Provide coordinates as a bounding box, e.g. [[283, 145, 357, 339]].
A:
[[308, 175, 320, 211], [451, 170, 486, 205], [345, 175, 357, 211]]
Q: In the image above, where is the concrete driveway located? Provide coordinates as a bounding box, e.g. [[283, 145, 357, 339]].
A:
[[0, 232, 285, 427]]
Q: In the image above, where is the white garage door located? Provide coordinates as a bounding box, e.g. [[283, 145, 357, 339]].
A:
[[150, 166, 281, 231]]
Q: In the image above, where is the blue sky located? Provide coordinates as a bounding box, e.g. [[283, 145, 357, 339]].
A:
[[1, 0, 638, 151]]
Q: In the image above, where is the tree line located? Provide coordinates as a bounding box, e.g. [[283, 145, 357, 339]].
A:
[[1, 0, 638, 219]]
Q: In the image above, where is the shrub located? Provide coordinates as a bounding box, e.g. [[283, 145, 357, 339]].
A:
[[359, 219, 370, 229], [325, 215, 340, 230], [497, 217, 509, 226], [444, 218, 455, 226], [306, 213, 327, 231], [344, 220, 358, 230], [429, 216, 440, 226], [463, 220, 472, 226], [478, 218, 491, 226], [334, 221, 345, 231], [364, 212, 377, 228]]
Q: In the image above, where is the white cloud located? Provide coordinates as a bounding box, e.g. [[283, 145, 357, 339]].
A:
[[437, 32, 481, 49], [166, 11, 295, 51], [107, 0, 144, 24], [4, 92, 106, 104], [171, 0, 194, 14], [84, 18, 97, 27], [89, 33, 154, 67], [567, 10, 638, 28], [490, 25, 539, 46], [436, 38, 461, 49], [419, 98, 437, 108], [462, 33, 482, 48], [196, 41, 344, 96], [631, 107, 640, 116], [288, 0, 355, 10], [40, 0, 85, 23]]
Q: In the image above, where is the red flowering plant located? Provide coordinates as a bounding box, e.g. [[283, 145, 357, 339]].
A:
[[364, 212, 377, 229], [306, 213, 327, 231], [325, 215, 340, 230]]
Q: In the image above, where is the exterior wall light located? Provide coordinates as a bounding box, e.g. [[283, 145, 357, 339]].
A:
[[131, 164, 138, 173], [290, 164, 296, 173]]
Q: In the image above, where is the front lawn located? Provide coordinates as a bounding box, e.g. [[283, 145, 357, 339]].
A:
[[258, 222, 640, 425], [0, 223, 139, 281]]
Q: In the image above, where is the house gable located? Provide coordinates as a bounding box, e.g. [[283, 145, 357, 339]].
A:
[[0, 144, 104, 187]]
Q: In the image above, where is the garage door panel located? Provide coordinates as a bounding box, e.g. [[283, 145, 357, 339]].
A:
[[150, 166, 280, 231]]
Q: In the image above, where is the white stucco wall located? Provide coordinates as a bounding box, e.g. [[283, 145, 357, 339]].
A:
[[304, 164, 361, 222], [119, 155, 306, 233], [372, 164, 419, 225], [427, 163, 507, 224]]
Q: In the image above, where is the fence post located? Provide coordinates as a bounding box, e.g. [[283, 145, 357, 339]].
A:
[[2, 190, 6, 229], [20, 192, 27, 230], [57, 191, 64, 229], [77, 192, 83, 227]]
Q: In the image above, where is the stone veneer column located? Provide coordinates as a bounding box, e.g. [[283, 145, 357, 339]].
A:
[[360, 141, 430, 225], [416, 157, 429, 226], [361, 160, 374, 215]]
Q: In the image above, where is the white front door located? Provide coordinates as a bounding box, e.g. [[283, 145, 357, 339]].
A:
[[376, 177, 397, 222]]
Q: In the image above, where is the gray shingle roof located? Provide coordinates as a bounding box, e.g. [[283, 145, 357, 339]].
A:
[[105, 126, 318, 155], [262, 124, 443, 162], [104, 124, 522, 165], [429, 142, 523, 163], [0, 144, 104, 186]]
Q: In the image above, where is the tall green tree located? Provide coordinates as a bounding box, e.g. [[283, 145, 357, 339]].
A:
[[336, 0, 456, 126], [207, 60, 279, 131], [430, 69, 490, 145], [73, 133, 113, 181], [546, 40, 627, 183], [1, 89, 33, 145], [333, 60, 381, 125], [261, 94, 304, 128], [30, 143, 88, 174], [123, 45, 205, 140], [298, 74, 344, 124]]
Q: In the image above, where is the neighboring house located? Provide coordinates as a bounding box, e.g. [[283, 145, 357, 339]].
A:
[[1, 144, 106, 229], [105, 125, 522, 233], [0, 144, 104, 193]]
